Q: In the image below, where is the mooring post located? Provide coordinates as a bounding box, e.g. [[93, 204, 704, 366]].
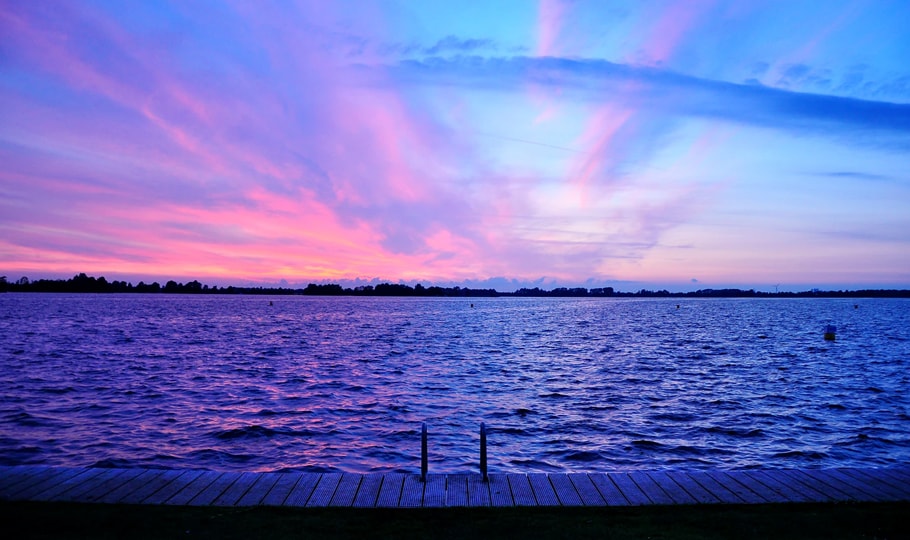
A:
[[480, 421, 488, 482], [421, 422, 428, 482]]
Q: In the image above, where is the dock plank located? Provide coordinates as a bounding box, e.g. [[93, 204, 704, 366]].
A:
[[725, 471, 789, 503], [307, 473, 342, 507], [488, 473, 513, 507], [646, 472, 697, 505], [781, 469, 849, 502], [56, 468, 131, 502], [589, 473, 630, 506], [140, 470, 206, 505], [376, 473, 405, 508], [2, 466, 908, 509], [507, 473, 537, 506], [607, 473, 651, 506], [528, 473, 559, 506], [213, 471, 261, 506], [838, 468, 909, 501], [283, 473, 320, 507], [877, 469, 910, 494], [706, 471, 767, 504], [6, 467, 87, 500], [804, 469, 882, 502], [329, 473, 362, 507], [166, 471, 222, 505], [467, 474, 491, 507], [549, 474, 583, 506], [663, 472, 720, 504], [32, 468, 109, 502], [260, 472, 303, 506], [568, 474, 605, 506], [187, 472, 241, 506], [120, 469, 186, 505], [236, 472, 282, 506], [757, 469, 821, 503], [629, 472, 675, 505], [445, 475, 468, 507], [685, 471, 744, 504], [422, 474, 446, 508], [399, 474, 425, 507], [97, 468, 168, 504], [0, 465, 53, 494], [352, 474, 382, 508]]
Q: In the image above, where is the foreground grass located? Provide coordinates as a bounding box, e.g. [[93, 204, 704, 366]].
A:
[[2, 501, 908, 540]]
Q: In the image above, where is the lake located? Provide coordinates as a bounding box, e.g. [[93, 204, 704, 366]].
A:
[[1, 293, 908, 473]]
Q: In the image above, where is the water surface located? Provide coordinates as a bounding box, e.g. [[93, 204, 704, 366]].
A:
[[1, 294, 907, 473]]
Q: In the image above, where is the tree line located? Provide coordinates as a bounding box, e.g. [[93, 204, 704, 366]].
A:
[[2, 273, 909, 298]]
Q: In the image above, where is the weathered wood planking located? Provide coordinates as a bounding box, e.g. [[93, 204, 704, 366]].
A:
[[422, 474, 446, 508], [527, 473, 559, 506], [467, 474, 491, 507], [236, 472, 283, 506], [137, 469, 205, 504], [607, 473, 651, 505], [399, 474, 425, 507], [646, 472, 697, 505], [329, 473, 362, 507], [307, 473, 342, 507], [488, 473, 513, 507], [628, 472, 676, 505], [2, 466, 909, 508], [588, 473, 630, 506], [376, 473, 405, 507], [567, 474, 606, 506], [352, 474, 383, 508], [445, 474, 468, 507], [260, 471, 303, 506], [506, 473, 537, 506], [283, 473, 320, 506], [548, 474, 583, 506], [7, 467, 87, 500]]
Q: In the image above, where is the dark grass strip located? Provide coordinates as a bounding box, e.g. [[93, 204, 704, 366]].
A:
[[2, 501, 908, 540]]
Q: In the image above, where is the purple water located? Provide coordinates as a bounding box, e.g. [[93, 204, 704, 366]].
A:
[[1, 293, 908, 473]]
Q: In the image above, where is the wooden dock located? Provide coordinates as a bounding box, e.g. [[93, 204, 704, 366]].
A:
[[1, 465, 907, 508]]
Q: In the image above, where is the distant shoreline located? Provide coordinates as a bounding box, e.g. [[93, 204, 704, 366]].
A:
[[3, 273, 909, 298]]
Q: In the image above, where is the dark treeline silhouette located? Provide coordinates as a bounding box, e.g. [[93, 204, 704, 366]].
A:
[[2, 273, 909, 298]]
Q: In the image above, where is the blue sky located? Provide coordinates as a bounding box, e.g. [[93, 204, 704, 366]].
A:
[[1, 0, 908, 291]]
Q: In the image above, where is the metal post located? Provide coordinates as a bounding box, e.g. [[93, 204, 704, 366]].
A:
[[421, 422, 428, 482], [480, 422, 488, 482]]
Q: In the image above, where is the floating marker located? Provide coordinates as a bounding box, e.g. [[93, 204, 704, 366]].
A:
[[824, 325, 836, 341]]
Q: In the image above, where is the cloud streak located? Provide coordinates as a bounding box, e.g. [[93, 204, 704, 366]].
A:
[[1, 1, 908, 290]]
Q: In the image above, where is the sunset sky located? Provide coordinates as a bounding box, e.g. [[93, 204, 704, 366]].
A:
[[2, 1, 908, 292]]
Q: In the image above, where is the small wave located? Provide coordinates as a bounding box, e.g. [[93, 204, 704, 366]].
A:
[[91, 457, 137, 468], [631, 439, 664, 449], [490, 427, 527, 435], [650, 412, 697, 422], [561, 450, 604, 462], [39, 386, 76, 395], [539, 392, 569, 399], [210, 425, 317, 440], [772, 450, 828, 460], [508, 458, 560, 471], [704, 426, 765, 438]]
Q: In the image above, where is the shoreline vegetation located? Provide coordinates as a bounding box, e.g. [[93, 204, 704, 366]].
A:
[[2, 501, 908, 540], [2, 273, 910, 298]]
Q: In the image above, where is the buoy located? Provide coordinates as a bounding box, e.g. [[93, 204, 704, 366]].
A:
[[854, 304, 858, 309], [824, 325, 836, 341]]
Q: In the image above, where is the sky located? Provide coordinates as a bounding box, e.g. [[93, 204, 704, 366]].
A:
[[1, 0, 909, 292]]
